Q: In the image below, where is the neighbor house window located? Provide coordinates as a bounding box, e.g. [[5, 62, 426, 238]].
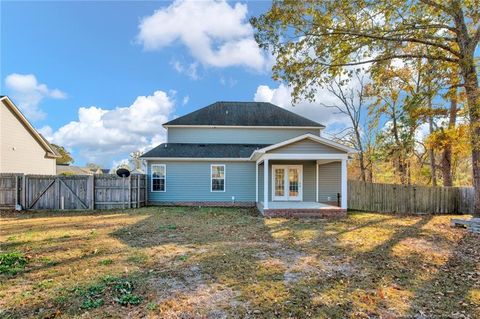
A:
[[151, 164, 166, 192], [211, 164, 225, 192]]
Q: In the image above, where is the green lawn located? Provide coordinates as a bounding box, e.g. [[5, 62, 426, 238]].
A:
[[0, 207, 479, 318]]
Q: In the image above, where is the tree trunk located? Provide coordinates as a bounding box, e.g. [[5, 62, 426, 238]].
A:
[[428, 114, 437, 186], [441, 92, 457, 186], [462, 67, 480, 215], [452, 4, 479, 214], [354, 126, 367, 182]]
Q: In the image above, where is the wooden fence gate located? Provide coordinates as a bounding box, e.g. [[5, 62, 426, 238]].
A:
[[25, 175, 92, 210], [0, 173, 146, 211]]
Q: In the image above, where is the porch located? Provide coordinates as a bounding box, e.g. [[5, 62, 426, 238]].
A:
[[250, 134, 355, 218], [257, 201, 346, 218]]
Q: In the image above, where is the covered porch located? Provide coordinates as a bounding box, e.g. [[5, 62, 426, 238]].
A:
[[251, 134, 355, 218]]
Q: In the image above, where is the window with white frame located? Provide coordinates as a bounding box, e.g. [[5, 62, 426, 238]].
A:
[[211, 164, 225, 192], [151, 164, 166, 192]]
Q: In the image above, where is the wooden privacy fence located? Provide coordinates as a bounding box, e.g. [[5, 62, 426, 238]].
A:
[[0, 173, 146, 210], [348, 180, 475, 214]]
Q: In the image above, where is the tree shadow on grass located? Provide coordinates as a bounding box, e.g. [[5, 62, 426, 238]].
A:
[[406, 231, 480, 317]]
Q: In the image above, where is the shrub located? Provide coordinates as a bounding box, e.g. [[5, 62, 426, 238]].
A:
[[0, 252, 28, 275]]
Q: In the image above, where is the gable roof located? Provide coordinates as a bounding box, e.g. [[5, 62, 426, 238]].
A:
[[141, 143, 269, 159], [163, 101, 325, 128], [250, 133, 357, 160], [1, 96, 60, 158]]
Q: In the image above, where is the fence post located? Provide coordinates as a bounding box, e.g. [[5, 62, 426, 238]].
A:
[[21, 174, 26, 209], [55, 177, 60, 210], [128, 175, 132, 209], [87, 175, 95, 210], [413, 187, 416, 214], [137, 175, 140, 208], [145, 175, 148, 206]]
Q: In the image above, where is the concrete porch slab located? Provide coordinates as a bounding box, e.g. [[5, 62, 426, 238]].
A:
[[257, 201, 346, 218]]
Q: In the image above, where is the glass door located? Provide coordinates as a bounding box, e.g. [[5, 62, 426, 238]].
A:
[[272, 165, 303, 201], [288, 167, 301, 200], [273, 167, 287, 201]]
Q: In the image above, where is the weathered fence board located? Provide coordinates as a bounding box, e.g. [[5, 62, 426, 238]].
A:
[[0, 174, 22, 209], [0, 174, 146, 211], [348, 181, 475, 214]]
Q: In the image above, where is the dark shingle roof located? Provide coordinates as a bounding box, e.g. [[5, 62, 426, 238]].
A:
[[141, 143, 270, 158], [163, 101, 324, 128]]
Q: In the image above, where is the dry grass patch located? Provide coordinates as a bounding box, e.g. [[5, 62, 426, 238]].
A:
[[0, 208, 479, 318]]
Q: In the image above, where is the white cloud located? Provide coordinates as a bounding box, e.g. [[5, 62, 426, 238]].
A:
[[182, 95, 190, 105], [171, 60, 199, 80], [220, 76, 238, 87], [46, 90, 175, 166], [253, 83, 349, 128], [4, 73, 67, 120], [137, 0, 268, 71]]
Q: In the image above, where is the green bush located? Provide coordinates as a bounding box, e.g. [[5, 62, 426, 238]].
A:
[[0, 252, 28, 275]]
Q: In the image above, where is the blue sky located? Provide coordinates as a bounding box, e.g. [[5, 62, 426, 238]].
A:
[[0, 0, 346, 167]]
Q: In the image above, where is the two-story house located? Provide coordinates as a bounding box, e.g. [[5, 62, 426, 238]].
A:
[[141, 101, 356, 217]]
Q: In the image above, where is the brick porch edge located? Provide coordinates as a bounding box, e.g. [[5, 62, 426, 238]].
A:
[[263, 208, 347, 218]]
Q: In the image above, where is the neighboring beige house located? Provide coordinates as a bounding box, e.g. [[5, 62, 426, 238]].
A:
[[0, 96, 59, 174]]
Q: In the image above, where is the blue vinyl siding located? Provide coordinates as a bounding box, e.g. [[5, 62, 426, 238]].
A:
[[147, 161, 256, 202], [167, 127, 321, 144]]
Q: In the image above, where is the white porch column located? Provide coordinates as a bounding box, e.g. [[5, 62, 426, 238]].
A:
[[255, 162, 258, 202], [263, 159, 269, 209], [341, 159, 347, 209], [316, 163, 319, 202]]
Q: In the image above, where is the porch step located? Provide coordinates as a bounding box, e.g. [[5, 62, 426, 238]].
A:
[[264, 208, 347, 219]]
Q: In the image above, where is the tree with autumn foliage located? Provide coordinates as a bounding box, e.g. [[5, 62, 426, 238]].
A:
[[251, 0, 479, 213]]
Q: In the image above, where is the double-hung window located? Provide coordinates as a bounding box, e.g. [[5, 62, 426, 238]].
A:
[[211, 164, 225, 192], [151, 164, 166, 192]]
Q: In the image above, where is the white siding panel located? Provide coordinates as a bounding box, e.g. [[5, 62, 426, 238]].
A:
[[0, 101, 56, 174]]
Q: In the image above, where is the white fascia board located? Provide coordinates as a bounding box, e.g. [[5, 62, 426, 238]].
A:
[[162, 125, 324, 130], [258, 153, 349, 161], [142, 157, 252, 162], [249, 133, 357, 160]]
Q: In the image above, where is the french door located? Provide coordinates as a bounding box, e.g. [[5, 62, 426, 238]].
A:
[[272, 165, 303, 201]]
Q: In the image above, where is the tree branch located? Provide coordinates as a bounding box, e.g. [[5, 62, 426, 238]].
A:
[[318, 54, 459, 67], [306, 29, 461, 57]]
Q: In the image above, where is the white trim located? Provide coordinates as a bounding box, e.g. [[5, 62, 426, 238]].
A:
[[263, 159, 269, 210], [341, 159, 347, 209], [210, 164, 226, 192], [255, 163, 258, 202], [250, 133, 357, 160], [142, 157, 250, 162], [260, 153, 349, 161], [271, 165, 303, 201], [163, 124, 325, 130], [316, 159, 339, 165], [151, 164, 166, 192], [316, 163, 319, 202]]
